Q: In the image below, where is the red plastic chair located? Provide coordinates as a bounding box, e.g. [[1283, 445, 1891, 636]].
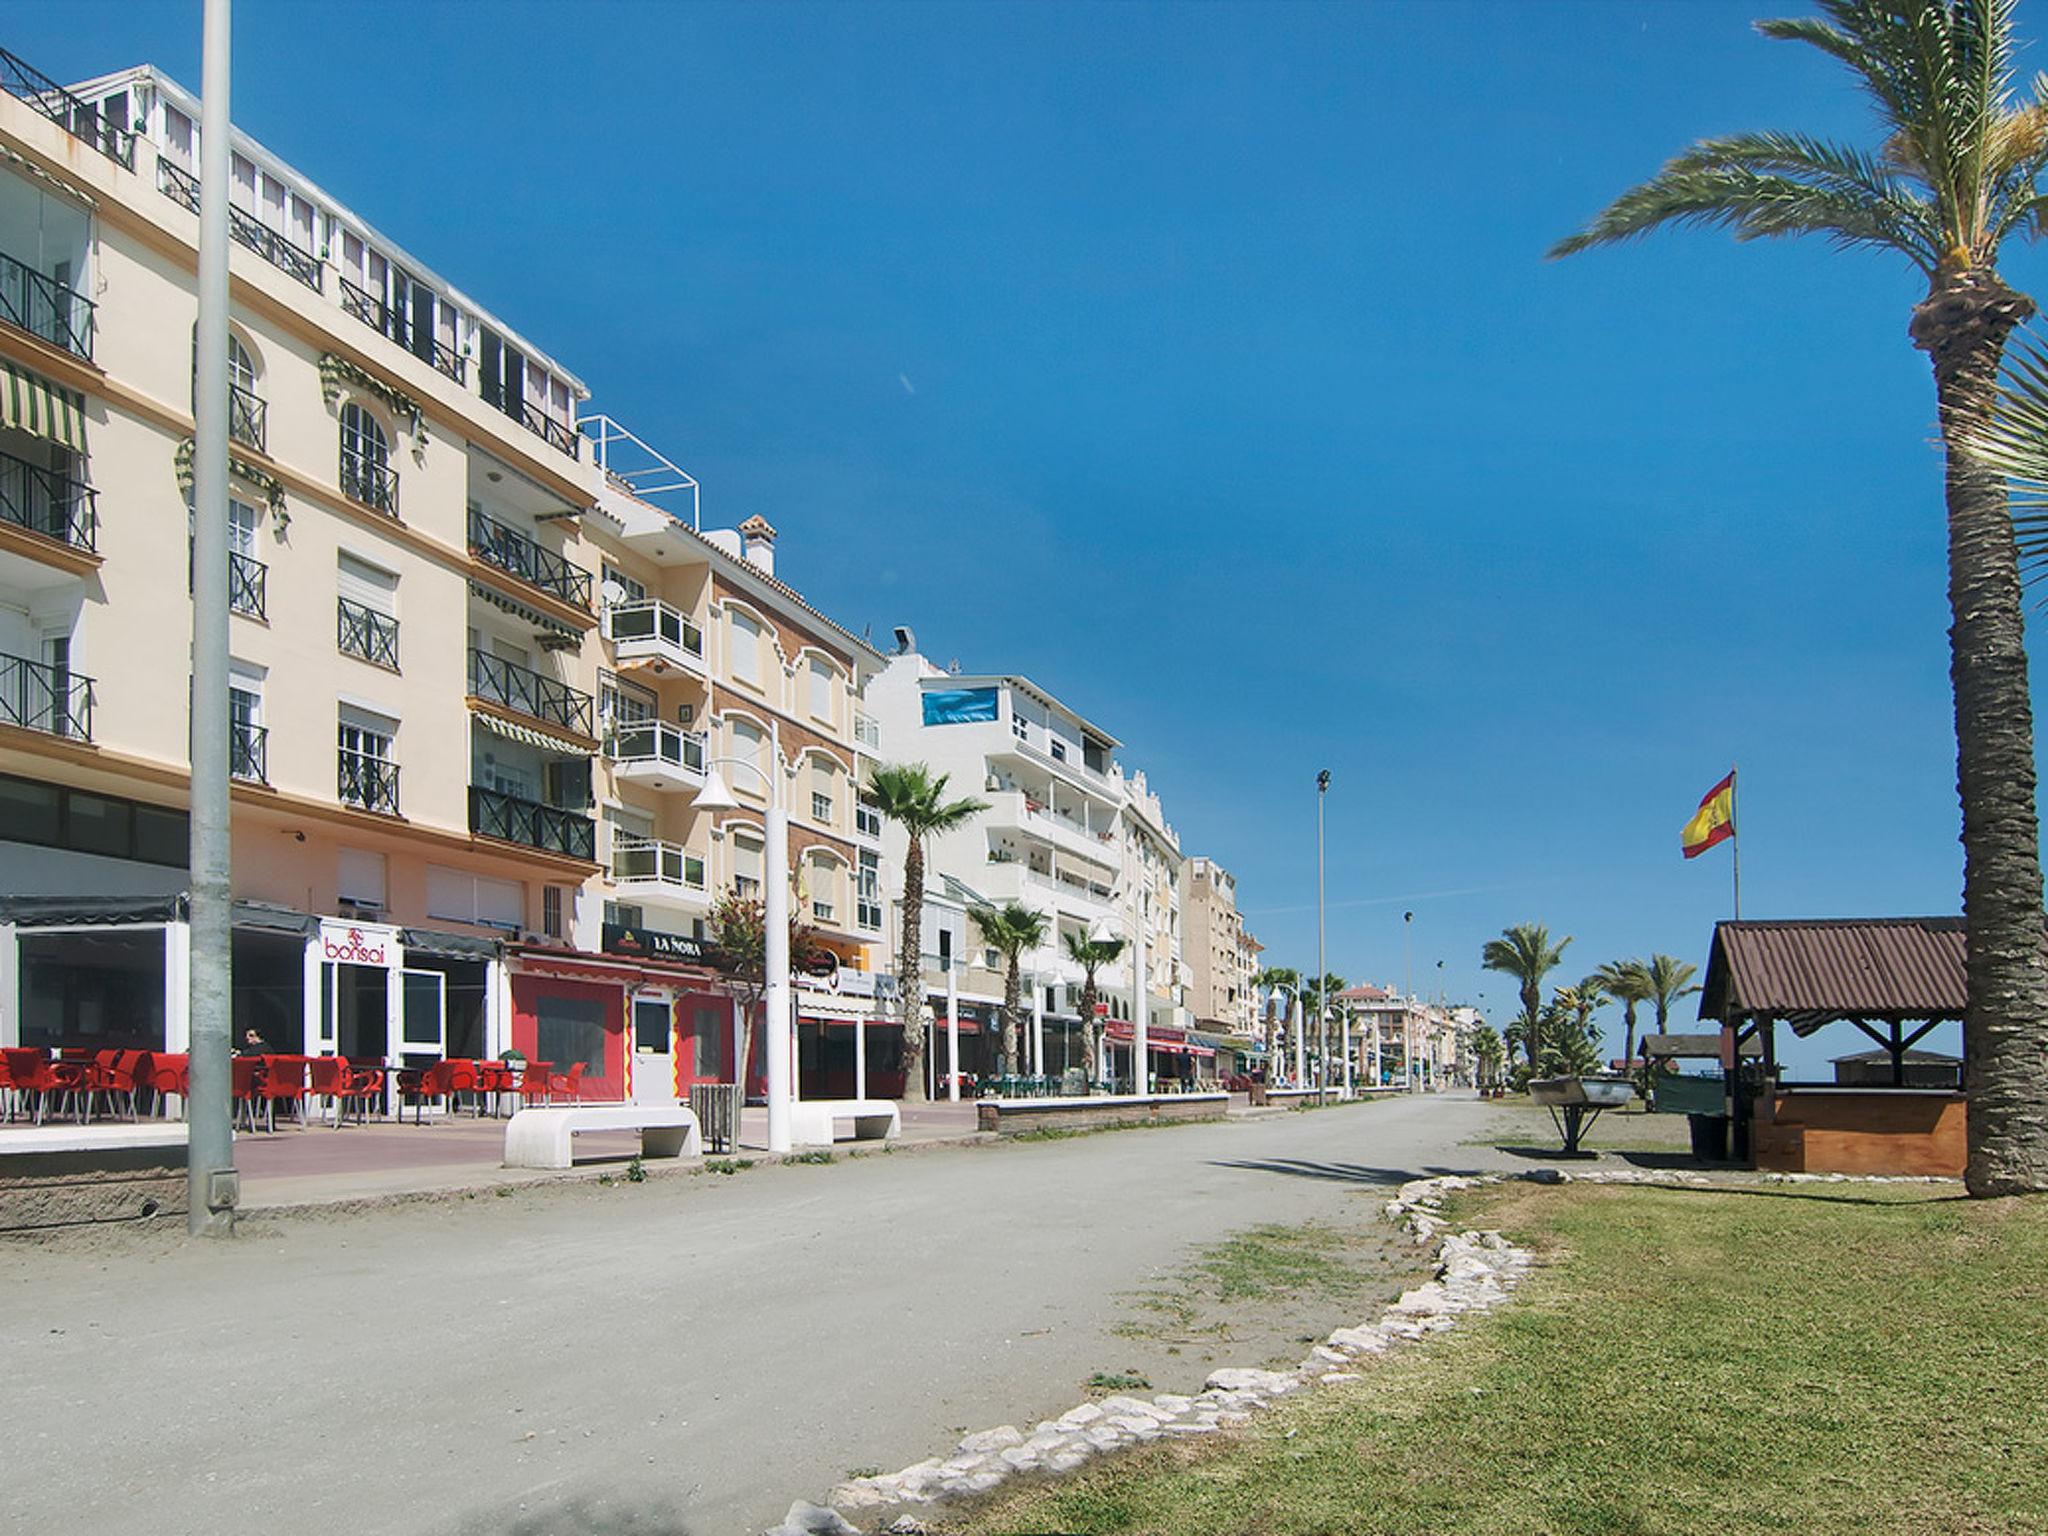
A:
[[308, 1057, 352, 1128], [517, 1060, 558, 1108], [406, 1059, 476, 1124], [3, 1047, 86, 1124], [257, 1056, 311, 1131], [84, 1050, 144, 1122], [145, 1053, 190, 1117], [554, 1062, 585, 1102], [474, 1060, 516, 1117], [231, 1056, 265, 1131]]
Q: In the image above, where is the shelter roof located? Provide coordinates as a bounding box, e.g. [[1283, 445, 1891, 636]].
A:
[[1697, 919, 1989, 1033], [1642, 1032, 1759, 1060]]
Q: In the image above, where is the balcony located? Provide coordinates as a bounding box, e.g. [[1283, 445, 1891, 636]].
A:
[[337, 596, 399, 669], [337, 276, 466, 384], [228, 550, 265, 620], [157, 160, 324, 292], [340, 448, 398, 517], [228, 384, 266, 454], [610, 836, 709, 904], [481, 381, 579, 459], [0, 447, 95, 552], [0, 47, 134, 168], [231, 720, 267, 783], [988, 790, 1119, 869], [0, 249, 93, 360], [0, 649, 91, 739], [338, 748, 400, 815], [467, 507, 593, 611], [471, 784, 595, 862], [468, 647, 594, 738], [606, 719, 706, 791], [603, 598, 706, 677]]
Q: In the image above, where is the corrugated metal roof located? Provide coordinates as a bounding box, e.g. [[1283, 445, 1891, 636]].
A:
[[1699, 918, 1973, 1023]]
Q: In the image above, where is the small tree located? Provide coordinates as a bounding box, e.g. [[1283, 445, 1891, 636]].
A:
[[1536, 983, 1608, 1078], [1595, 959, 1654, 1074], [705, 887, 835, 1093], [971, 901, 1050, 1076], [1482, 923, 1572, 1071], [1472, 1024, 1506, 1091], [1642, 954, 1702, 1032], [1066, 931, 1127, 1085]]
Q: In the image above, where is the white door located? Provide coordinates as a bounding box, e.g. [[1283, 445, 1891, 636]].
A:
[[398, 968, 446, 1065], [630, 994, 677, 1103]]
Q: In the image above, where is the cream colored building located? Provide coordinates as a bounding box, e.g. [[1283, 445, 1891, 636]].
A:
[[1180, 855, 1260, 1037]]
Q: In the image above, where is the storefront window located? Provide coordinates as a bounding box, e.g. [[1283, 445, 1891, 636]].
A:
[[20, 928, 166, 1051], [536, 994, 607, 1077], [691, 1004, 731, 1079]]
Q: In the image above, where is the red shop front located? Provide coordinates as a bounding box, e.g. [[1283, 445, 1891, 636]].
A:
[[509, 945, 742, 1103]]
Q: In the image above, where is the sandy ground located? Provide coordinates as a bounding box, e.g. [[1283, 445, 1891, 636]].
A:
[[2, 1092, 1526, 1536]]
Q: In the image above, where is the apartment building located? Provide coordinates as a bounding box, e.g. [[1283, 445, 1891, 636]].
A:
[[1337, 982, 1462, 1088], [866, 641, 1195, 1090], [0, 52, 887, 1102], [1180, 855, 1261, 1039]]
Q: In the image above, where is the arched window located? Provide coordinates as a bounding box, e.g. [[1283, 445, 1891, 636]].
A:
[[339, 402, 396, 514], [191, 328, 266, 451]]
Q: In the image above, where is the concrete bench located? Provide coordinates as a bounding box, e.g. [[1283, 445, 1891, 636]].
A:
[[788, 1099, 900, 1148], [0, 1124, 190, 1231], [976, 1091, 1230, 1136], [504, 1104, 701, 1170]]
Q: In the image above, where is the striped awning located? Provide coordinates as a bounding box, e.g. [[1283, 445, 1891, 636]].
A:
[[472, 708, 588, 756], [467, 579, 582, 645], [2, 361, 86, 453]]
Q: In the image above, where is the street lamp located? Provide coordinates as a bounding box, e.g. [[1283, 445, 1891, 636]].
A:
[[1260, 978, 1300, 1087], [693, 718, 792, 1154], [1315, 769, 1330, 1103]]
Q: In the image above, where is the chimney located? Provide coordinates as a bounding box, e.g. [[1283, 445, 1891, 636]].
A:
[[738, 515, 777, 577]]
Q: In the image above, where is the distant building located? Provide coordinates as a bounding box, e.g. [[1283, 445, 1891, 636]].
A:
[[1181, 856, 1260, 1038]]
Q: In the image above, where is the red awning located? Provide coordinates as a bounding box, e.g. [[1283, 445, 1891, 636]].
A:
[[508, 945, 723, 990]]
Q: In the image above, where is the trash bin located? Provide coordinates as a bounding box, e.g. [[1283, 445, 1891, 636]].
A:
[[1249, 1081, 1269, 1107], [1687, 1112, 1729, 1160]]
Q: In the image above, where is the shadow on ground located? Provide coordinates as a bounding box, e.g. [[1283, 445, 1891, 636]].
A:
[[1208, 1158, 1482, 1187], [462, 1499, 694, 1536]]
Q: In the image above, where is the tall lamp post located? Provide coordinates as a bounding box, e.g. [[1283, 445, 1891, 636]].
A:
[[1403, 909, 1416, 1094], [1315, 769, 1330, 1102], [693, 719, 793, 1154]]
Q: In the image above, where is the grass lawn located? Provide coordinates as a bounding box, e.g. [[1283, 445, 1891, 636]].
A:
[[937, 1180, 2048, 1536]]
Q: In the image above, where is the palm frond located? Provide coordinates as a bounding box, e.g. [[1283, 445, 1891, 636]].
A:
[[1959, 331, 2048, 588]]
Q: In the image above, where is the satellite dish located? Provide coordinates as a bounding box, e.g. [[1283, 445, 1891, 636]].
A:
[[600, 579, 628, 608]]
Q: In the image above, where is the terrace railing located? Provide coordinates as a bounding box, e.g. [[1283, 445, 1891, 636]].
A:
[[470, 784, 595, 861], [340, 449, 398, 517], [480, 379, 580, 459], [338, 276, 467, 384], [467, 647, 595, 738], [338, 748, 400, 815], [231, 720, 268, 783], [228, 383, 266, 453], [158, 160, 322, 291], [0, 249, 94, 360], [0, 649, 92, 740], [0, 48, 135, 167], [606, 718, 706, 774], [466, 506, 593, 610], [337, 596, 399, 669], [228, 550, 266, 620], [0, 447, 95, 551]]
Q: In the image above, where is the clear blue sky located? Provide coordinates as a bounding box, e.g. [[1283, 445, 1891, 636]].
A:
[[35, 0, 2031, 1070]]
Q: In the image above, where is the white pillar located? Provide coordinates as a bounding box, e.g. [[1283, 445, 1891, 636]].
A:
[[0, 923, 16, 1047], [854, 1010, 867, 1101], [1132, 889, 1148, 1095], [763, 722, 792, 1153], [1030, 967, 1044, 1077], [1342, 1008, 1353, 1098], [1292, 995, 1306, 1086], [167, 921, 193, 1053], [946, 961, 960, 1101], [301, 935, 322, 1054]]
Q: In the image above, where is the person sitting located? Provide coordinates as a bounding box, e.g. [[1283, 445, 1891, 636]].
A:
[[237, 1029, 268, 1056]]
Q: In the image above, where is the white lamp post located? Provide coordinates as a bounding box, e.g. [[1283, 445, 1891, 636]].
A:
[[1261, 979, 1298, 1087], [693, 719, 793, 1154]]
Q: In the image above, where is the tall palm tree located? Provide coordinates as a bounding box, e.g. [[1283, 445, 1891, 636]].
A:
[[1596, 959, 1655, 1072], [1552, 0, 2048, 1196], [1481, 923, 1572, 1069], [972, 901, 1049, 1077], [1642, 954, 1703, 1033], [1066, 931, 1127, 1086], [868, 763, 986, 1102]]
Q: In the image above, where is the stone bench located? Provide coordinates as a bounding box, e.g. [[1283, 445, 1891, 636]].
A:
[[789, 1099, 901, 1148], [503, 1104, 701, 1170], [976, 1091, 1231, 1136], [0, 1123, 190, 1231]]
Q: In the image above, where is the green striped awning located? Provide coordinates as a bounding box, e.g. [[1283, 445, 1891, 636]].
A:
[[1, 360, 86, 453]]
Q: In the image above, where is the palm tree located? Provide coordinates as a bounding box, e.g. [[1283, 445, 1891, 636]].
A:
[[1472, 1024, 1506, 1092], [868, 763, 987, 1102], [1481, 923, 1572, 1070], [972, 901, 1049, 1076], [1066, 931, 1127, 1086], [1596, 959, 1655, 1073], [1552, 0, 2048, 1196], [1642, 954, 1703, 1033]]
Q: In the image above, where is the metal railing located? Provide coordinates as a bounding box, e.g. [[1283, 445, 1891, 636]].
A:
[[338, 276, 466, 384], [468, 647, 594, 737], [604, 598, 703, 660], [0, 649, 92, 739], [158, 160, 322, 291], [228, 550, 265, 619], [0, 248, 93, 360], [481, 380, 580, 459], [467, 506, 593, 609], [338, 748, 400, 815], [611, 836, 707, 890], [470, 784, 595, 861], [337, 596, 399, 669], [340, 449, 399, 516], [606, 718, 706, 774], [0, 48, 135, 167], [229, 384, 266, 453], [0, 447, 95, 551], [231, 720, 267, 783]]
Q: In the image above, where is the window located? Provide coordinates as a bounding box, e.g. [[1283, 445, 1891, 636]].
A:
[[808, 657, 834, 722], [337, 552, 400, 668], [337, 847, 386, 910], [599, 672, 654, 726], [534, 993, 606, 1078], [163, 105, 192, 164], [1050, 739, 1067, 763], [730, 719, 766, 789], [229, 678, 264, 782], [339, 402, 395, 514], [542, 885, 564, 939], [426, 865, 523, 929], [1012, 709, 1029, 741], [729, 610, 761, 687], [337, 706, 398, 814], [633, 996, 670, 1054], [811, 761, 834, 827], [856, 795, 881, 840], [807, 854, 838, 924], [732, 834, 764, 900], [692, 1004, 732, 1079], [857, 848, 882, 931], [603, 565, 647, 605]]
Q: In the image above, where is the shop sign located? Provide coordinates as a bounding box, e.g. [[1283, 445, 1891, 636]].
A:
[[604, 922, 709, 966], [320, 918, 396, 967]]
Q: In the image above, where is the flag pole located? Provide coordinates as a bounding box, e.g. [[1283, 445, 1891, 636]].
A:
[[1729, 763, 1741, 921]]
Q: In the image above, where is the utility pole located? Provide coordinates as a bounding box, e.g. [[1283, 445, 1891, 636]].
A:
[[1315, 769, 1330, 1103], [1403, 910, 1415, 1094], [186, 0, 237, 1237]]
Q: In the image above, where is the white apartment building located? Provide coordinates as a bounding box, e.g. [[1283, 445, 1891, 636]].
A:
[[867, 641, 1194, 1090]]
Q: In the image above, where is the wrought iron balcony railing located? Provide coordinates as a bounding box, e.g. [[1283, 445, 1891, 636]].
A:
[[0, 649, 92, 739], [0, 48, 134, 167], [231, 720, 268, 783], [228, 383, 266, 453], [158, 159, 322, 291], [340, 449, 399, 516], [338, 748, 400, 815], [466, 506, 593, 610], [470, 784, 594, 861], [337, 276, 466, 384], [467, 647, 595, 737], [480, 379, 580, 459], [228, 550, 266, 620], [337, 596, 399, 669], [0, 446, 95, 551], [0, 248, 94, 360]]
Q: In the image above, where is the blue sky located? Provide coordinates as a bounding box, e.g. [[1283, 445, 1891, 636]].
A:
[[34, 0, 2027, 1070]]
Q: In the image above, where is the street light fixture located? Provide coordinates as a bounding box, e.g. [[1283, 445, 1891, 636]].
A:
[[692, 720, 792, 1154], [1315, 769, 1330, 1103]]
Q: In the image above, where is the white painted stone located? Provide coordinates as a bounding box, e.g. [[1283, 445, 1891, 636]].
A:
[[957, 1425, 1024, 1454], [1056, 1402, 1103, 1428]]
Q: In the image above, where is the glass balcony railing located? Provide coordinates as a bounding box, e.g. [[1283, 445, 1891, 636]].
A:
[[470, 784, 594, 861], [603, 599, 703, 662], [467, 647, 594, 737], [610, 836, 707, 891], [0, 248, 93, 360], [606, 718, 705, 776], [0, 649, 91, 740], [0, 447, 95, 551], [467, 506, 593, 610]]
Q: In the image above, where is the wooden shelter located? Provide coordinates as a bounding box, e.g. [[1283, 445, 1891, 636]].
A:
[[1697, 919, 1975, 1177]]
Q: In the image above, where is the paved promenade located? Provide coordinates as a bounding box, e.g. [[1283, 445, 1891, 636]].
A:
[[5, 1093, 1522, 1536]]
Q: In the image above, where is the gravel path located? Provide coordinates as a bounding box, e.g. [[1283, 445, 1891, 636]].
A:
[[3, 1093, 1513, 1536]]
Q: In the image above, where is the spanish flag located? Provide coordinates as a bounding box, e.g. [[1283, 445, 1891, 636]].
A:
[[1682, 771, 1736, 859]]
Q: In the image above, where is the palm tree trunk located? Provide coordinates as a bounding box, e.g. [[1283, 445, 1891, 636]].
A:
[[1622, 1001, 1638, 1077], [1080, 970, 1100, 1086], [1001, 957, 1021, 1076], [1913, 268, 2048, 1197], [1521, 982, 1541, 1071], [898, 837, 928, 1102]]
